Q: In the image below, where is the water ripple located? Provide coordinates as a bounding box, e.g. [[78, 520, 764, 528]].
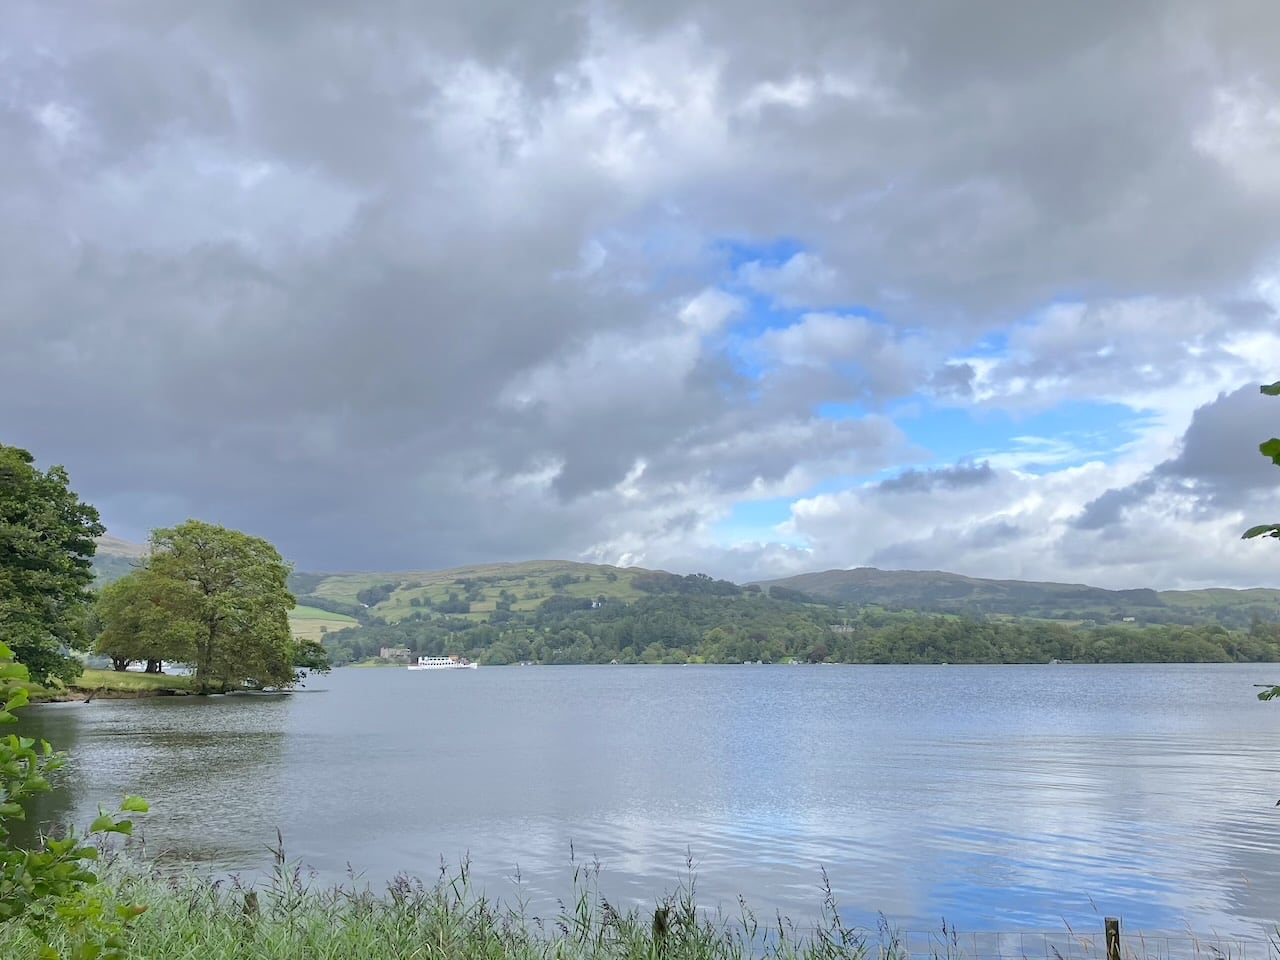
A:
[[15, 663, 1280, 939]]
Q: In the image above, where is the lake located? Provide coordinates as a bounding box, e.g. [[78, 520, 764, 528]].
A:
[[16, 663, 1280, 940]]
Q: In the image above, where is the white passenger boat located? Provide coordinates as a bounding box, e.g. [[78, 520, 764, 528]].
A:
[[407, 655, 478, 671]]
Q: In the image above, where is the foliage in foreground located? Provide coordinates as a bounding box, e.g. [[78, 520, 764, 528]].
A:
[[0, 443, 102, 686], [1, 851, 896, 960], [1243, 381, 1280, 702], [2, 849, 1254, 960], [1242, 380, 1280, 544], [0, 641, 149, 959]]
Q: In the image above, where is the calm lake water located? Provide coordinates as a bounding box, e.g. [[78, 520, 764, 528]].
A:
[[17, 663, 1280, 938]]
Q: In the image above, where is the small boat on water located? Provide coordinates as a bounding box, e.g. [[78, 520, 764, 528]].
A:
[[407, 655, 478, 671]]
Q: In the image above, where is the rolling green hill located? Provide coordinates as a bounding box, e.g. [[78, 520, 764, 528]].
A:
[[92, 532, 1280, 632], [288, 604, 360, 640], [290, 560, 657, 624], [754, 567, 1280, 629], [91, 534, 148, 585]]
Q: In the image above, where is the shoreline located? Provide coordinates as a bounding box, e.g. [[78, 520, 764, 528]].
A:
[[35, 686, 197, 703], [27, 666, 197, 703], [0, 852, 1255, 960]]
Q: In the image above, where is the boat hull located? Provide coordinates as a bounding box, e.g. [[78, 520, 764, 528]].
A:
[[407, 659, 478, 670]]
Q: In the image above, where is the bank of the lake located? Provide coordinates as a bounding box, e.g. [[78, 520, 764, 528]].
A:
[[1, 853, 1247, 960], [28, 668, 197, 702], [16, 663, 1280, 939]]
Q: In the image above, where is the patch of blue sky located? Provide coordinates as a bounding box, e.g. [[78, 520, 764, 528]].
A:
[[716, 236, 886, 322], [709, 497, 804, 546], [803, 398, 1148, 486], [964, 329, 1009, 357], [891, 399, 1149, 474], [711, 235, 894, 380], [716, 236, 807, 271]]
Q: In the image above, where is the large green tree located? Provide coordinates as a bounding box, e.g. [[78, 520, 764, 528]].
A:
[[93, 567, 200, 672], [0, 443, 102, 684], [131, 520, 318, 691]]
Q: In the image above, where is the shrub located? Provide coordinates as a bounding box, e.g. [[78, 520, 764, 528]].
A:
[[0, 640, 148, 959]]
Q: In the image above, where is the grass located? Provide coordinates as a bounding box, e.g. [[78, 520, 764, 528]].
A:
[[1158, 587, 1280, 607], [0, 846, 1262, 960], [71, 668, 194, 694], [25, 667, 195, 702], [299, 560, 654, 625], [0, 850, 891, 960], [291, 605, 358, 621], [288, 604, 359, 641]]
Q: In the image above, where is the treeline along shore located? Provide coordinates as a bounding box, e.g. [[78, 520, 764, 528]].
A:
[[315, 584, 1280, 667]]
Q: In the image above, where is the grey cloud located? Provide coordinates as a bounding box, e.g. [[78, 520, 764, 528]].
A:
[[974, 297, 1279, 410], [630, 0, 1280, 321], [929, 362, 975, 400], [1073, 479, 1159, 532], [867, 517, 1023, 570], [965, 519, 1023, 550], [1155, 385, 1280, 503], [876, 462, 995, 494], [3, 0, 1280, 575], [1073, 385, 1278, 534]]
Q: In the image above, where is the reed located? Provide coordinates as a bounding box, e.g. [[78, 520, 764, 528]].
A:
[[2, 844, 1264, 960], [0, 843, 889, 960]]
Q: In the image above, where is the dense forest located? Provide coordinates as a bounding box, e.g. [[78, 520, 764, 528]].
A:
[[317, 589, 1280, 667]]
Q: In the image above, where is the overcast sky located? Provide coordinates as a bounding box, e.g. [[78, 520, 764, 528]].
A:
[[4, 1, 1280, 587]]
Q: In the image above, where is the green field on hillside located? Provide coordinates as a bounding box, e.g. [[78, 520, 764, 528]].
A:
[[298, 560, 650, 624], [288, 604, 359, 640]]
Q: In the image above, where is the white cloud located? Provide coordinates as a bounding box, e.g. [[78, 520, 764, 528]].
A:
[[1196, 81, 1280, 196], [3, 0, 1280, 589], [738, 252, 840, 308], [679, 287, 743, 333]]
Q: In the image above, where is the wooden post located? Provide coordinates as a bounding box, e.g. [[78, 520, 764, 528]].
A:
[[1105, 917, 1121, 960]]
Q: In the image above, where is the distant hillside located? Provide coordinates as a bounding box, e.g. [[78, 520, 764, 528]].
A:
[[755, 567, 1280, 629], [288, 604, 360, 641], [94, 532, 1280, 633], [91, 534, 147, 585], [96, 534, 148, 558], [288, 560, 676, 625]]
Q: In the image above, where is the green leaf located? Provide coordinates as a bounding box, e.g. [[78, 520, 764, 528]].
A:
[[1261, 438, 1280, 465], [88, 814, 116, 834], [119, 796, 148, 814], [1261, 381, 1280, 396], [1242, 524, 1280, 540]]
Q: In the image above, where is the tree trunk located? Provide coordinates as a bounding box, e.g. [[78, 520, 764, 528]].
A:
[[111, 656, 132, 672], [145, 659, 162, 674], [195, 621, 217, 693]]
